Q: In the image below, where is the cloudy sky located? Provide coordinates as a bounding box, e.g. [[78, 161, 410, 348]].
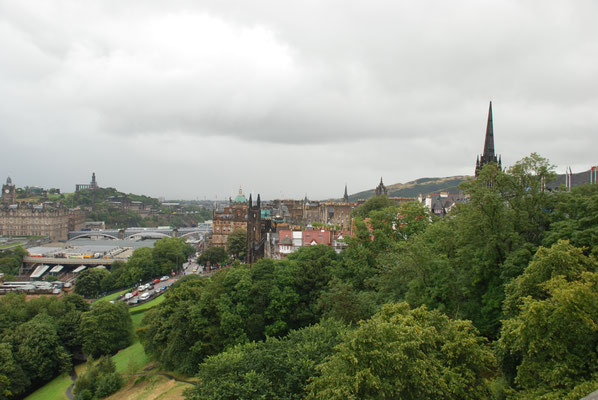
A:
[[1, 1, 596, 200]]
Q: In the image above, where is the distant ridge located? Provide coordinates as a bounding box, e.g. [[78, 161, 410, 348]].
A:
[[346, 176, 471, 202]]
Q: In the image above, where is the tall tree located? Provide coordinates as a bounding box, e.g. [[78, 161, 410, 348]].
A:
[[307, 303, 495, 400]]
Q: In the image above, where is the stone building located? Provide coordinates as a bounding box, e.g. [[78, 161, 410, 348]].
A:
[[211, 188, 248, 247], [0, 204, 70, 241], [1, 177, 87, 241]]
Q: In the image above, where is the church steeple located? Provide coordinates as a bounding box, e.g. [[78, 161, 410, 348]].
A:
[[343, 184, 349, 203], [475, 101, 500, 176], [483, 102, 495, 158], [375, 177, 387, 196]]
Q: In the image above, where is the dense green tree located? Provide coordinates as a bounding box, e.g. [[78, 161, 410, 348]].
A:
[[7, 314, 71, 384], [307, 303, 495, 400], [227, 228, 247, 260], [543, 184, 598, 255], [75, 268, 111, 298], [499, 272, 598, 398], [0, 342, 29, 399], [152, 237, 194, 274], [187, 320, 346, 400], [503, 240, 597, 317], [351, 195, 396, 218], [198, 246, 228, 266], [73, 356, 122, 400], [0, 246, 27, 276], [79, 301, 133, 358]]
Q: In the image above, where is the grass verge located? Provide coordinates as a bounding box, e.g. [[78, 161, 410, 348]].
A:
[[24, 373, 71, 400]]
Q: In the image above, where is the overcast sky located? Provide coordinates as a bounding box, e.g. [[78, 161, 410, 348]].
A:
[[1, 1, 596, 200]]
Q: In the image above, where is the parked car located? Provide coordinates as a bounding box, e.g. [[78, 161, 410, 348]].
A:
[[132, 290, 138, 296], [153, 278, 161, 284], [128, 298, 139, 305], [139, 292, 151, 301], [161, 286, 167, 291], [124, 293, 133, 300], [160, 276, 169, 281]]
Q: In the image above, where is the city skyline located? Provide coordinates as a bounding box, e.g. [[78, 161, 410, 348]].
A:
[[1, 1, 597, 199]]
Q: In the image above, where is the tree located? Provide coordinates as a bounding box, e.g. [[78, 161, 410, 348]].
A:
[[351, 195, 396, 218], [503, 240, 597, 317], [187, 320, 346, 400], [75, 268, 110, 298], [499, 272, 598, 398], [7, 314, 71, 384], [79, 301, 133, 358], [198, 246, 227, 266], [307, 303, 495, 400], [152, 237, 194, 274], [227, 229, 247, 260], [0, 342, 29, 399]]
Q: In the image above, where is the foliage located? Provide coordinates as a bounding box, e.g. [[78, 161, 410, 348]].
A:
[[503, 240, 597, 317], [73, 356, 123, 400], [226, 228, 246, 260], [0, 246, 27, 276], [139, 246, 338, 375], [186, 320, 346, 400], [198, 246, 228, 266], [499, 272, 598, 397], [6, 314, 72, 384], [79, 301, 133, 358], [152, 237, 194, 273], [75, 268, 111, 298], [351, 195, 396, 218], [307, 303, 495, 400]]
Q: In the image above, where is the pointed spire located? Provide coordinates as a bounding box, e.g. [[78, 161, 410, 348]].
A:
[[257, 194, 261, 208], [483, 101, 494, 158], [248, 193, 252, 207], [343, 184, 349, 203]]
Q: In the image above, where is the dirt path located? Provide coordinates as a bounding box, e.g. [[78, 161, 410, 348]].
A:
[[66, 368, 77, 400], [122, 372, 196, 385]]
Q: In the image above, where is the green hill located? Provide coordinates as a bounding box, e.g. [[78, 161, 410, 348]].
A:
[[347, 176, 471, 201]]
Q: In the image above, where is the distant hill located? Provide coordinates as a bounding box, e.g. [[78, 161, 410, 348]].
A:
[[347, 176, 471, 202]]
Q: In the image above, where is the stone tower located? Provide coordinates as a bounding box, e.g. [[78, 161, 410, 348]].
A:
[[343, 184, 349, 203], [246, 193, 263, 264], [475, 102, 502, 176], [2, 177, 16, 206], [375, 177, 387, 196]]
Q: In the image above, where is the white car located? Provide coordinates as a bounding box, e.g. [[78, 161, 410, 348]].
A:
[[139, 292, 151, 301], [124, 293, 133, 300], [160, 276, 169, 281]]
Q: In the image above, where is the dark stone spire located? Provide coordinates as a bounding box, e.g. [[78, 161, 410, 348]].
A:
[[343, 184, 349, 203], [483, 102, 495, 158], [257, 194, 261, 208], [375, 177, 387, 196], [475, 101, 500, 177], [249, 193, 252, 206]]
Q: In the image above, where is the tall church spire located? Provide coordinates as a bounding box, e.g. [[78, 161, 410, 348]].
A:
[[343, 184, 349, 203], [475, 101, 500, 177], [483, 101, 495, 158]]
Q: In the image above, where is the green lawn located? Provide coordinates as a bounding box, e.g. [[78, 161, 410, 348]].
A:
[[93, 290, 126, 303], [112, 341, 151, 374], [24, 373, 71, 400], [131, 294, 166, 312]]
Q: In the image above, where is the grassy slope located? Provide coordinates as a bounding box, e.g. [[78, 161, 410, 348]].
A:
[[24, 374, 71, 400]]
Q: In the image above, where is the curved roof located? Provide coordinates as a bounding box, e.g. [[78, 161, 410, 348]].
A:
[[234, 187, 247, 203]]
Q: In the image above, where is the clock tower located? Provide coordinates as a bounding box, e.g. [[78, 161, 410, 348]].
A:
[[2, 177, 16, 206]]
